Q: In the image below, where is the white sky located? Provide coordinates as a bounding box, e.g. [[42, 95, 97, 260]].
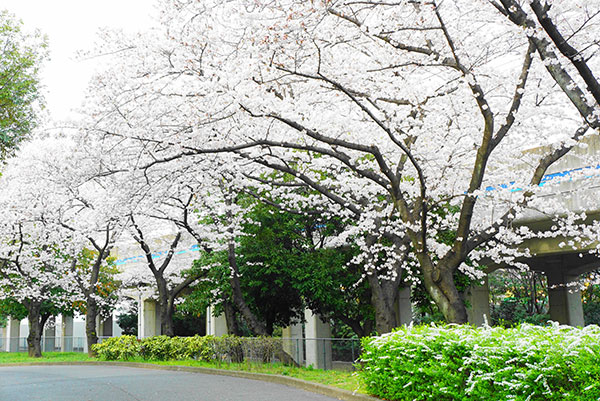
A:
[[0, 0, 158, 121]]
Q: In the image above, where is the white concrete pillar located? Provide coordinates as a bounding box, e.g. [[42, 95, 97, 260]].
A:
[[282, 321, 304, 365], [138, 298, 161, 338], [205, 305, 228, 336], [547, 268, 584, 326], [61, 315, 74, 352], [4, 317, 20, 352], [73, 319, 86, 352], [395, 286, 413, 326], [304, 309, 332, 370], [43, 318, 56, 352], [97, 315, 113, 338], [112, 313, 123, 337], [466, 276, 491, 326]]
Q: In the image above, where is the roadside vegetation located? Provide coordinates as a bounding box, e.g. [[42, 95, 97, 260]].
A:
[[360, 323, 600, 401]]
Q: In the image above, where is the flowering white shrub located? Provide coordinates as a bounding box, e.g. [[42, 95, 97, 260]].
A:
[[360, 322, 600, 400]]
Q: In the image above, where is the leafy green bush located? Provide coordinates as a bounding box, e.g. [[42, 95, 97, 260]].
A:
[[359, 323, 600, 401], [90, 334, 289, 364], [139, 336, 175, 360], [92, 335, 140, 361]]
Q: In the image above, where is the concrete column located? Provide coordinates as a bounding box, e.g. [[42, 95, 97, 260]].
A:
[[112, 314, 123, 337], [4, 317, 20, 352], [43, 318, 56, 352], [205, 305, 228, 336], [466, 276, 491, 326], [546, 267, 584, 326], [282, 321, 304, 365], [138, 298, 161, 338], [61, 315, 74, 352], [98, 315, 113, 338], [304, 308, 332, 370], [395, 286, 413, 326]]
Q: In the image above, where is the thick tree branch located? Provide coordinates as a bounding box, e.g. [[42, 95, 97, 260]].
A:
[[530, 0, 600, 106]]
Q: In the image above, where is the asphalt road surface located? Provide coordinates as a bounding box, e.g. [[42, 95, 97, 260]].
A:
[[0, 365, 343, 401]]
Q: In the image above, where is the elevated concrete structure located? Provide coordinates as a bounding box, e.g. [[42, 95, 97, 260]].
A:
[[466, 277, 491, 326], [304, 309, 332, 370], [478, 134, 600, 326], [139, 297, 161, 338], [3, 317, 20, 352], [205, 305, 228, 336], [60, 315, 74, 352], [43, 318, 56, 352], [395, 286, 413, 325], [282, 321, 304, 365]]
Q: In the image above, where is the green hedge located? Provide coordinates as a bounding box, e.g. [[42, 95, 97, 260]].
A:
[[92, 334, 282, 363], [359, 323, 600, 401], [92, 335, 141, 360]]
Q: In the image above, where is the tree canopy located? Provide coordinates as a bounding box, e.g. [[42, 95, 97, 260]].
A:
[[0, 11, 46, 159]]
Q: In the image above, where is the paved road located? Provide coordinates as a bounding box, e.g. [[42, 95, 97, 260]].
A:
[[0, 365, 342, 401]]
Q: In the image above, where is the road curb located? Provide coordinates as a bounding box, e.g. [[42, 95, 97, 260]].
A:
[[0, 361, 379, 401]]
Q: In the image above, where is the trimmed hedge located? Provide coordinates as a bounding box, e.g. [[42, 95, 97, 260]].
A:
[[93, 335, 140, 361], [359, 323, 600, 401], [92, 334, 283, 363]]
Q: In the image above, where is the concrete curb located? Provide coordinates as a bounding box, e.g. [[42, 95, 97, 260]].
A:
[[0, 361, 380, 401]]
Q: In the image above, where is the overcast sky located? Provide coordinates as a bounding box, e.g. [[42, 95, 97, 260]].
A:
[[1, 0, 158, 121]]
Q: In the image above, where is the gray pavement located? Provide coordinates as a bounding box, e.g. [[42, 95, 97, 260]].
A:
[[0, 365, 343, 401]]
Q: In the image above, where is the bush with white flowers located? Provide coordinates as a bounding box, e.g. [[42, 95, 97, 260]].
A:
[[359, 323, 600, 401]]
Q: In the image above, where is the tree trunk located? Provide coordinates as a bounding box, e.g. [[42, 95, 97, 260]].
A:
[[423, 266, 468, 324], [227, 242, 268, 335], [86, 298, 98, 357], [155, 277, 176, 337], [227, 242, 298, 366], [161, 295, 175, 337], [339, 315, 370, 338], [223, 300, 242, 336], [25, 300, 44, 358], [366, 274, 401, 333]]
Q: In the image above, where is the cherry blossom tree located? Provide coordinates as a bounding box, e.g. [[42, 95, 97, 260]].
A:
[[121, 211, 206, 337], [0, 139, 81, 356], [81, 0, 600, 330], [0, 135, 127, 355]]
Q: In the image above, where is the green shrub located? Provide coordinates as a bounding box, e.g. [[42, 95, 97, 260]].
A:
[[139, 335, 174, 360], [89, 334, 289, 364], [181, 335, 220, 361], [92, 335, 140, 361], [359, 323, 600, 401]]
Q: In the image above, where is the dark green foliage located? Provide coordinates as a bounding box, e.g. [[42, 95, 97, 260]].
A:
[[173, 311, 206, 336], [184, 198, 375, 337], [238, 201, 374, 336], [0, 298, 27, 323], [583, 283, 600, 325], [489, 269, 549, 327], [491, 297, 550, 327], [359, 324, 600, 401], [116, 312, 138, 336], [0, 11, 47, 159]]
